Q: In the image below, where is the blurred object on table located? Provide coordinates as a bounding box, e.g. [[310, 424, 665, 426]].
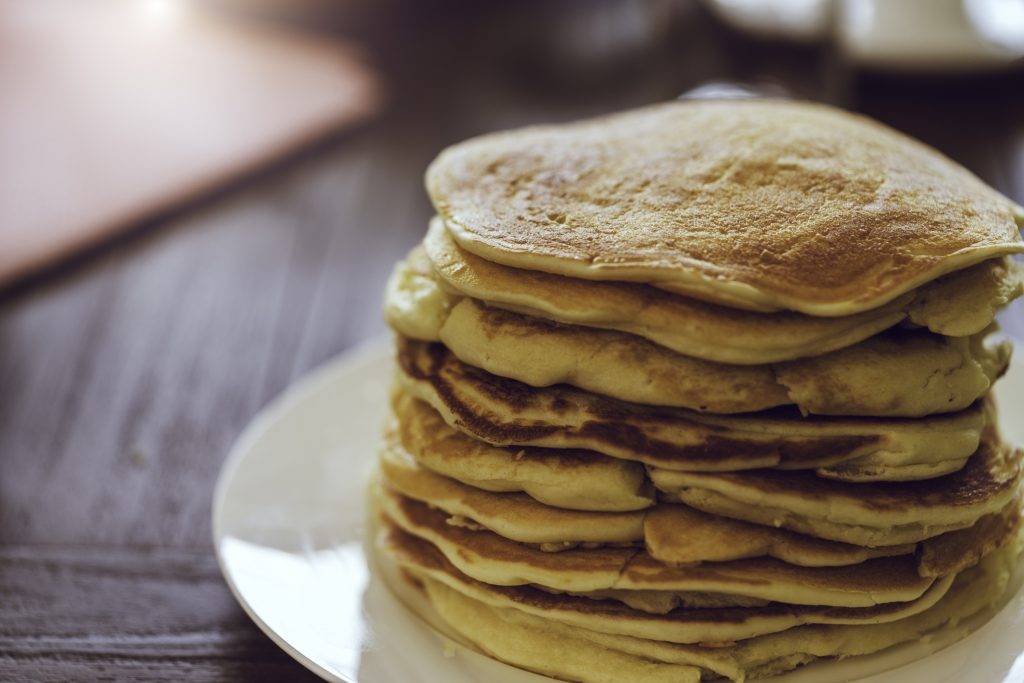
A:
[[680, 80, 792, 99], [837, 0, 1024, 73], [703, 0, 830, 41], [207, 0, 389, 35], [705, 0, 1024, 73], [494, 0, 689, 85], [0, 0, 381, 288]]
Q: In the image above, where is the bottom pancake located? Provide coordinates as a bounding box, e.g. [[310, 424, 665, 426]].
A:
[[395, 531, 1022, 682]]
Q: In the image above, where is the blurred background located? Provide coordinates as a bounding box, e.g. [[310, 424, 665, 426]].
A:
[[3, 1, 1024, 680]]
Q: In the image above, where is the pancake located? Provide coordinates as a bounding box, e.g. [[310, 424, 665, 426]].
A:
[[649, 499, 1021, 580], [379, 433, 646, 547], [380, 518, 954, 645], [419, 219, 1022, 361], [381, 423, 1017, 574], [392, 391, 654, 512], [437, 297, 788, 414], [379, 489, 937, 608], [563, 592, 768, 616], [426, 99, 1024, 315], [387, 263, 1010, 415], [384, 244, 455, 342], [652, 429, 1023, 546], [407, 532, 1021, 682], [772, 324, 1009, 418], [556, 588, 771, 614], [420, 221, 904, 364], [644, 504, 912, 568], [395, 338, 986, 478], [386, 254, 786, 412], [918, 494, 1023, 577], [378, 486, 632, 592], [381, 428, 916, 565], [413, 576, 704, 683], [907, 256, 1024, 336]]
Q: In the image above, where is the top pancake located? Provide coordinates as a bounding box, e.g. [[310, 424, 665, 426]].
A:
[[427, 100, 1024, 316]]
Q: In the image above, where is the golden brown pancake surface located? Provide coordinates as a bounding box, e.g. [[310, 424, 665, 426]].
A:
[[427, 100, 1024, 315], [651, 429, 1021, 526], [421, 219, 1023, 360], [379, 489, 937, 607], [403, 532, 1021, 683], [392, 390, 654, 512], [380, 518, 954, 645], [387, 244, 1012, 416], [395, 337, 985, 477]]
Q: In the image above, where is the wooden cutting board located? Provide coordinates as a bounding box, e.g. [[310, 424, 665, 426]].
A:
[[0, 0, 381, 286]]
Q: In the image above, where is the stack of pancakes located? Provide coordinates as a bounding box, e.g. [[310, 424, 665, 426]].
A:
[[375, 100, 1024, 681]]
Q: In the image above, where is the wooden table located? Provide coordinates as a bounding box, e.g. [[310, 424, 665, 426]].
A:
[[3, 2, 1024, 680]]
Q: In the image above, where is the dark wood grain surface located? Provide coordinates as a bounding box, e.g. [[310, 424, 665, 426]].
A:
[[3, 2, 1024, 680]]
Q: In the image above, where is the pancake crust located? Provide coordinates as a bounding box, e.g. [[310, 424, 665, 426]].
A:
[[395, 337, 985, 478], [422, 221, 908, 364], [389, 270, 1010, 416], [379, 420, 1014, 574], [772, 325, 1009, 417], [427, 99, 1024, 315], [392, 391, 654, 512], [383, 425, 915, 565], [407, 532, 1021, 682], [643, 504, 912, 568], [439, 297, 789, 414], [918, 495, 1023, 578], [907, 257, 1024, 336], [379, 434, 646, 546], [379, 489, 936, 608], [388, 249, 1011, 416], [652, 430, 1023, 546], [380, 518, 952, 645], [421, 220, 1023, 359], [560, 588, 770, 614]]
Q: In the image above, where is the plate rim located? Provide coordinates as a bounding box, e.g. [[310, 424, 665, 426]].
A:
[[212, 335, 1024, 683], [212, 336, 392, 683]]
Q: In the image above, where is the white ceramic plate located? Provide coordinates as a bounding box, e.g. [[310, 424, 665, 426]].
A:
[[213, 337, 1024, 683]]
